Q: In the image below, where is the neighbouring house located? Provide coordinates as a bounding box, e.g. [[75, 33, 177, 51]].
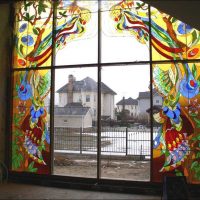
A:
[[116, 97, 138, 118], [54, 103, 92, 128], [146, 105, 162, 126], [56, 75, 117, 122]]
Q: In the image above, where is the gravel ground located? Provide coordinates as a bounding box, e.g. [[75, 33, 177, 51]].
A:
[[53, 154, 150, 181]]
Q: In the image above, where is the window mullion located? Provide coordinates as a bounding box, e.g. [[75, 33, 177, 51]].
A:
[[97, 0, 102, 181], [49, 0, 57, 175]]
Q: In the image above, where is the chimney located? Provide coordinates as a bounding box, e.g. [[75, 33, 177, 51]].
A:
[[67, 74, 74, 104], [122, 96, 125, 111]]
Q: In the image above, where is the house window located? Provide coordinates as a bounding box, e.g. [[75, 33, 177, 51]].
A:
[[10, 0, 200, 185], [78, 95, 82, 102], [86, 95, 90, 102]]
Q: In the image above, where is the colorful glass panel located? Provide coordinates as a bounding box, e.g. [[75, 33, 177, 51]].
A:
[[186, 26, 200, 60], [55, 0, 98, 65], [152, 62, 200, 183], [102, 0, 149, 62], [12, 70, 51, 174], [13, 1, 53, 68]]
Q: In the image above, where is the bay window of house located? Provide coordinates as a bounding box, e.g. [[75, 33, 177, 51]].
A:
[[10, 0, 200, 186]]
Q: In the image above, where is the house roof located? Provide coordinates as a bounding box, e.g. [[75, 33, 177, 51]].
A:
[[54, 103, 90, 116], [137, 91, 150, 99], [57, 76, 117, 95], [137, 89, 159, 100], [116, 97, 138, 105]]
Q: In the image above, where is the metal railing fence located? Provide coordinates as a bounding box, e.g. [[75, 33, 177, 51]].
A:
[[54, 127, 155, 157]]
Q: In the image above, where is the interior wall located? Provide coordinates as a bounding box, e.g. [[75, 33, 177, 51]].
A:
[[0, 3, 10, 163]]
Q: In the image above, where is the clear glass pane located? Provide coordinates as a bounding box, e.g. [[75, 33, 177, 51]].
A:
[[55, 0, 98, 65], [53, 67, 97, 178], [101, 1, 149, 63], [101, 65, 150, 181], [12, 69, 51, 174], [150, 6, 187, 61]]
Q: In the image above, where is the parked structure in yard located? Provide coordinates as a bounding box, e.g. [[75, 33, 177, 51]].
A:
[[56, 75, 117, 126], [54, 103, 92, 128]]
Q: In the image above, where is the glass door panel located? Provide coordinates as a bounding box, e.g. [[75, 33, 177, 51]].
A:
[[53, 67, 97, 178], [100, 64, 150, 181]]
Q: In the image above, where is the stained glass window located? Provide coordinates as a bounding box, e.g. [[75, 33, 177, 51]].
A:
[[11, 0, 200, 184]]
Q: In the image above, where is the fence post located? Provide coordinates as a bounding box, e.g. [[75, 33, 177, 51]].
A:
[[140, 144, 143, 160], [126, 127, 128, 156], [80, 127, 82, 154]]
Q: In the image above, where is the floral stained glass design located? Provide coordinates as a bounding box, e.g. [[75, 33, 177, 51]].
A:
[[12, 70, 51, 174]]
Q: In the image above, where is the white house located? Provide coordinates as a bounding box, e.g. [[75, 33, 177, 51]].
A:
[[56, 75, 117, 121], [116, 97, 138, 118]]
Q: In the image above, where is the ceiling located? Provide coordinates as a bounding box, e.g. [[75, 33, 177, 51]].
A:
[[1, 1, 199, 30], [143, 0, 200, 30]]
